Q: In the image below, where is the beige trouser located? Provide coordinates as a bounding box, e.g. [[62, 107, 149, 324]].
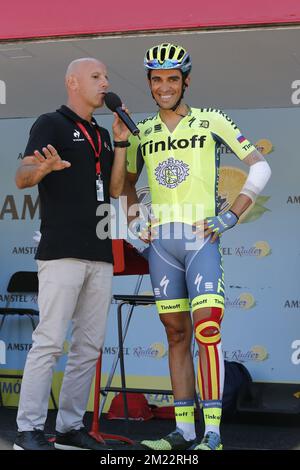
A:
[[17, 258, 113, 432]]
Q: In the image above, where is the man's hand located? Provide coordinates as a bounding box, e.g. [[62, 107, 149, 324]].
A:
[[15, 144, 71, 189], [112, 105, 131, 142], [34, 144, 71, 173], [194, 210, 239, 243]]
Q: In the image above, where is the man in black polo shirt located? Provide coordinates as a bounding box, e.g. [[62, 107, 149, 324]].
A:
[[14, 58, 130, 450]]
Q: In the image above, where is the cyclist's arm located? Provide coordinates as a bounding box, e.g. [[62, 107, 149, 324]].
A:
[[204, 113, 271, 241], [230, 149, 271, 217], [204, 148, 271, 242], [212, 111, 271, 218]]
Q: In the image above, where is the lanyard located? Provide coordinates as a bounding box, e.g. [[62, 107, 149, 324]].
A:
[[76, 121, 102, 175]]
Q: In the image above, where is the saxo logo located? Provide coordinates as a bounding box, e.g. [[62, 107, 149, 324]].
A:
[[0, 80, 6, 104]]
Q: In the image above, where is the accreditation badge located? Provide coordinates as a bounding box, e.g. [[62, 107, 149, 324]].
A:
[[96, 175, 104, 201]]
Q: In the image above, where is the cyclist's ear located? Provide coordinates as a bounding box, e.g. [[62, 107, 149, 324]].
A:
[[184, 76, 191, 88]]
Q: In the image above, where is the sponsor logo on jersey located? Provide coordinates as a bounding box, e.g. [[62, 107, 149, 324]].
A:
[[154, 124, 162, 133], [242, 143, 252, 151], [155, 157, 189, 189], [141, 135, 207, 156], [187, 117, 209, 129], [188, 117, 196, 127], [204, 108, 238, 130]]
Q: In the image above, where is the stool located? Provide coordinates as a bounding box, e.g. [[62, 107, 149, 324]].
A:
[[90, 293, 174, 444], [107, 294, 201, 425]]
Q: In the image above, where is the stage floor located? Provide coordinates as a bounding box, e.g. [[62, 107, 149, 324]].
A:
[[1, 407, 300, 451]]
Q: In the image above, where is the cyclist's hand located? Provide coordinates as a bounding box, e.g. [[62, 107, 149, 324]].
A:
[[204, 210, 239, 243], [129, 217, 157, 244]]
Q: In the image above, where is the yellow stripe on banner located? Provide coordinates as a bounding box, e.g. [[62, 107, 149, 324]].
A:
[[208, 345, 219, 400], [157, 298, 190, 314]]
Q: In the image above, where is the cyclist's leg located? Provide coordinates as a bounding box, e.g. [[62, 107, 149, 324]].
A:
[[149, 235, 194, 399], [140, 236, 196, 450], [186, 237, 225, 450]]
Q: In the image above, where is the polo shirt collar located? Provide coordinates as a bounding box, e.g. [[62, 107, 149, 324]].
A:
[[57, 105, 99, 128]]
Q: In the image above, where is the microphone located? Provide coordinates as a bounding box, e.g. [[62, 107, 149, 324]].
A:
[[104, 92, 140, 136]]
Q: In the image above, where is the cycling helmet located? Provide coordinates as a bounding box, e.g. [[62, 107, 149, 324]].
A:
[[144, 43, 192, 75]]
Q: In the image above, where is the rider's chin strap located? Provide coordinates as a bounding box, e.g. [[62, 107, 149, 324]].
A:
[[171, 83, 187, 112]]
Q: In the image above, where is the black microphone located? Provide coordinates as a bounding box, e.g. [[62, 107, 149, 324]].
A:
[[104, 92, 140, 136]]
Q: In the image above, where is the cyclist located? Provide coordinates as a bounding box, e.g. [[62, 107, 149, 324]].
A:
[[124, 43, 271, 450]]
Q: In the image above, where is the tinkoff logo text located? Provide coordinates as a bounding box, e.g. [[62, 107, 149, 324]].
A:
[[141, 135, 207, 156]]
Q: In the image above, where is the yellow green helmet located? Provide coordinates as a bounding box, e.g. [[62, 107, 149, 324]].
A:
[[144, 43, 192, 75]]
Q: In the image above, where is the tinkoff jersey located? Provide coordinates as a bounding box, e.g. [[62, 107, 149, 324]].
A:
[[127, 108, 256, 225]]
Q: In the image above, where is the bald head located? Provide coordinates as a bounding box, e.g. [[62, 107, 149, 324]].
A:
[[65, 57, 109, 112], [66, 58, 105, 81]]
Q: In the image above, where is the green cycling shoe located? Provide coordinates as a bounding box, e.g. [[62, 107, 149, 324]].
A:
[[140, 429, 196, 451]]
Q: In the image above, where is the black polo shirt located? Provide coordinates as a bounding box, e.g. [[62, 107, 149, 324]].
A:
[[24, 105, 114, 263]]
